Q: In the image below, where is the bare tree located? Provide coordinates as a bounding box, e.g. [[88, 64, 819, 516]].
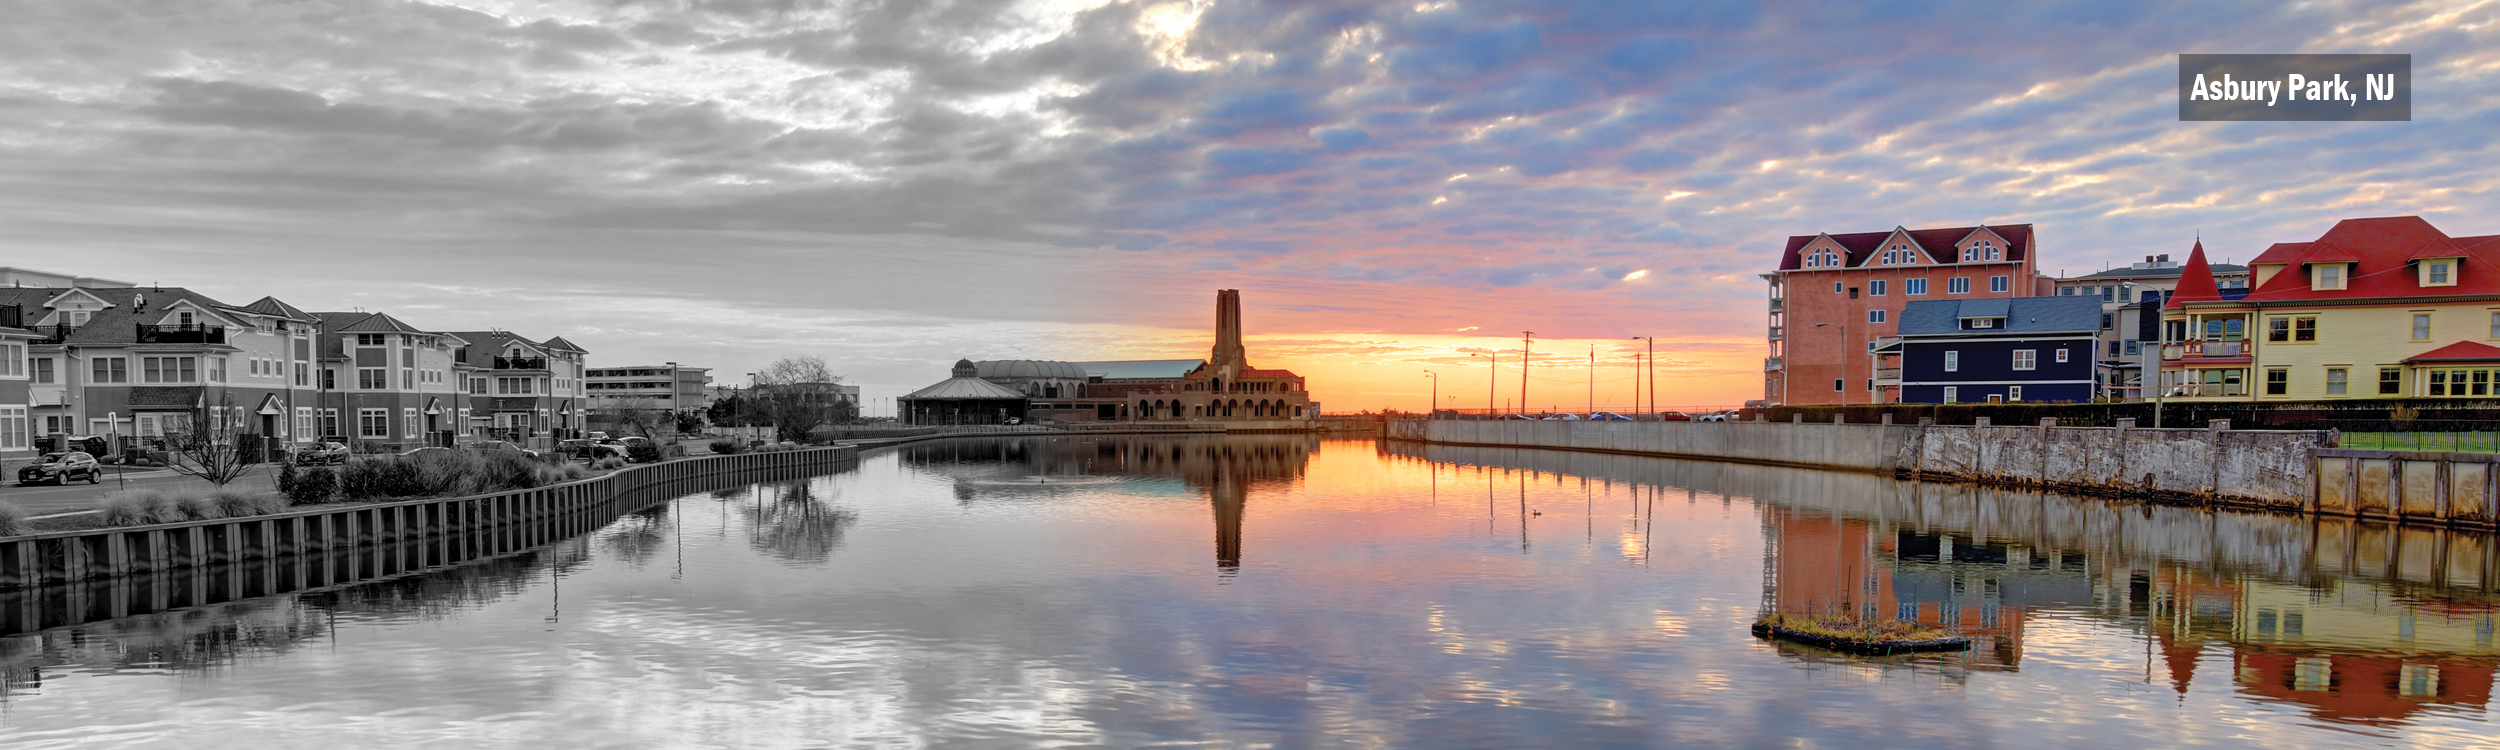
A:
[[746, 356, 855, 442], [606, 396, 678, 439], [164, 392, 258, 486]]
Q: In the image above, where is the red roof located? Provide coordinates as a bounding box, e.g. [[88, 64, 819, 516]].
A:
[[2243, 217, 2500, 302], [1777, 224, 2034, 270], [2406, 341, 2500, 363], [2166, 241, 2222, 309]]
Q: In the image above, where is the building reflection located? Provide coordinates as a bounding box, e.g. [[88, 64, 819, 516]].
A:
[[899, 435, 1316, 572], [1392, 439, 2500, 725]]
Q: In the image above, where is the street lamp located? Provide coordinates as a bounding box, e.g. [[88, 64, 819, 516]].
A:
[[1629, 336, 1655, 416], [1470, 351, 1497, 417], [1423, 370, 1438, 420]]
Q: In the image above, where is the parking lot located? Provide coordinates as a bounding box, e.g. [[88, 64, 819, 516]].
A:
[[2, 467, 283, 517]]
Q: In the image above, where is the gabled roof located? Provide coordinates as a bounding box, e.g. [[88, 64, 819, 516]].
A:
[[1779, 223, 2035, 271], [2405, 341, 2500, 363], [539, 335, 587, 353], [331, 311, 430, 334], [14, 286, 242, 348], [1897, 296, 2101, 336], [2243, 217, 2500, 302], [235, 296, 316, 321]]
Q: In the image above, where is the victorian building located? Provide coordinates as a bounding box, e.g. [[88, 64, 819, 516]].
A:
[[1764, 224, 2051, 405]]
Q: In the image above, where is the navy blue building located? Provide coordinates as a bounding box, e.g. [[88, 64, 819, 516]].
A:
[[1881, 297, 2102, 404]]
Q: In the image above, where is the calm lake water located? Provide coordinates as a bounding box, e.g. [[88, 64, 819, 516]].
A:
[[2, 435, 2496, 748]]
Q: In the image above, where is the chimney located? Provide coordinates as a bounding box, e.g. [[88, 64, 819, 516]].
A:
[[2145, 255, 2155, 263], [2159, 254, 2170, 262]]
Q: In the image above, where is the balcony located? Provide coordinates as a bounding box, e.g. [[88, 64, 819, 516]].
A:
[[35, 323, 74, 345], [0, 304, 19, 329], [1874, 367, 1902, 384], [494, 356, 549, 370], [1768, 326, 1785, 341], [1764, 357, 1783, 371], [135, 323, 225, 345], [2160, 339, 2244, 361], [1768, 298, 1784, 312], [2159, 382, 2246, 398]]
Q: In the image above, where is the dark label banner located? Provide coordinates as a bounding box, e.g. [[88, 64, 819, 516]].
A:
[[2178, 54, 2410, 121]]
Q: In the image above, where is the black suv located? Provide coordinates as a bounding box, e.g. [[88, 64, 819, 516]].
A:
[[18, 451, 102, 485]]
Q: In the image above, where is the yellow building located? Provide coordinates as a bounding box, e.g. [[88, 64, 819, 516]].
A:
[[2159, 217, 2500, 400]]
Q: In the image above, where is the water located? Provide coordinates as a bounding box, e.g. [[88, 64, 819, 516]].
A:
[[1, 435, 2494, 748]]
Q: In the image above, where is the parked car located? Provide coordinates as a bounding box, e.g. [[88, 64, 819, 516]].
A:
[[1586, 412, 1634, 421], [470, 441, 541, 459], [1696, 410, 1741, 422], [1495, 413, 1537, 421], [18, 451, 102, 485], [294, 441, 350, 465], [1655, 411, 1693, 421], [1542, 413, 1581, 421], [561, 439, 629, 461]]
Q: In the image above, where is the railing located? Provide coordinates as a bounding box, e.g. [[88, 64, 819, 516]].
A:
[[134, 323, 225, 344], [1764, 357, 1783, 371], [2159, 383, 2247, 397], [35, 323, 74, 345], [2162, 340, 2243, 360], [494, 356, 549, 370], [1768, 326, 1784, 341], [1768, 298, 1784, 312], [1874, 367, 1902, 383]]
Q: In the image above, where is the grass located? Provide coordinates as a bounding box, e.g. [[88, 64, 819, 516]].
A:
[[96, 488, 292, 527], [0, 501, 26, 536], [1755, 613, 1956, 644], [2337, 432, 2500, 453]]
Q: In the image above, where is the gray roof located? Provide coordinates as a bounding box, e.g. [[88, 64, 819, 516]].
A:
[[1898, 296, 2103, 336], [901, 375, 1028, 401], [974, 360, 1088, 380], [2066, 263, 2248, 281], [1069, 359, 1204, 379]]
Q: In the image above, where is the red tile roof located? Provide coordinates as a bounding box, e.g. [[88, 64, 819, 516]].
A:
[[2405, 341, 2500, 363], [2165, 241, 2223, 309], [2243, 217, 2500, 302], [1778, 224, 2034, 271]]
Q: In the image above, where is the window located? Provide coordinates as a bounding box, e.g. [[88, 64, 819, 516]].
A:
[[2060, 286, 2074, 296], [356, 333, 384, 346], [1848, 287, 1859, 299], [0, 343, 17, 377], [2269, 317, 2290, 342], [1870, 280, 1887, 296], [141, 356, 197, 384], [358, 368, 387, 389], [2056, 348, 2070, 363], [2008, 385, 2023, 402], [32, 356, 53, 384], [2266, 368, 2288, 395], [1948, 277, 1971, 294], [1943, 386, 1958, 403], [2101, 286, 2115, 302], [2317, 264, 2345, 290], [2108, 340, 2121, 358], [1866, 378, 1875, 392], [209, 357, 225, 382], [90, 358, 130, 384], [2013, 350, 2036, 370], [404, 408, 418, 439], [2326, 368, 2348, 395], [1905, 278, 1927, 295], [2119, 286, 2133, 303], [2381, 368, 2402, 395], [2295, 317, 2316, 341], [2101, 313, 2114, 330], [1969, 318, 1994, 329], [2413, 313, 2432, 340], [358, 409, 389, 438], [0, 407, 24, 450], [322, 368, 336, 390], [2491, 311, 2500, 338], [1832, 379, 1844, 392], [1869, 309, 1887, 324], [1989, 275, 2010, 293], [2124, 339, 2140, 356], [2429, 261, 2452, 285], [295, 407, 314, 439], [1944, 351, 1960, 372], [1834, 282, 1843, 293]]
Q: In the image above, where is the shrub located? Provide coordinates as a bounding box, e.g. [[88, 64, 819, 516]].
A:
[[593, 456, 626, 471], [0, 501, 27, 537], [174, 494, 224, 521], [628, 443, 662, 464], [536, 463, 591, 484], [709, 439, 743, 455], [277, 461, 299, 495], [286, 466, 338, 505], [214, 489, 288, 517], [99, 489, 183, 526]]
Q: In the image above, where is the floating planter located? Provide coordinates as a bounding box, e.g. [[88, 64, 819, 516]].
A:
[[1750, 613, 1972, 655]]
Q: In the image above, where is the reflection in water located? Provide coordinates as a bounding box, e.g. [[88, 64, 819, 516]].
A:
[[0, 436, 2492, 747]]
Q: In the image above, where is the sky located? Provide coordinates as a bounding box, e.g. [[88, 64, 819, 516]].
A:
[[2, 0, 2496, 412]]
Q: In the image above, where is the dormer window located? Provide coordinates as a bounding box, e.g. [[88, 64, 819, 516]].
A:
[[1967, 318, 1996, 329], [2314, 263, 2348, 290], [2421, 258, 2459, 287], [1802, 249, 1841, 268], [1968, 240, 1999, 261]]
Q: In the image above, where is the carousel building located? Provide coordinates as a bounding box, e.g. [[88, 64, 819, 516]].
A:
[[897, 359, 1029, 425]]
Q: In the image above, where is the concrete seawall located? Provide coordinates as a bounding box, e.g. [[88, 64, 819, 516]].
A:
[[0, 446, 859, 592], [1386, 419, 2336, 514]]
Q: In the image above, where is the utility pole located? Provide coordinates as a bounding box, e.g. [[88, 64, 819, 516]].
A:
[[1473, 352, 1496, 416], [1629, 336, 1656, 417], [1520, 331, 1533, 417], [1424, 370, 1437, 420], [1587, 345, 1594, 415]]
